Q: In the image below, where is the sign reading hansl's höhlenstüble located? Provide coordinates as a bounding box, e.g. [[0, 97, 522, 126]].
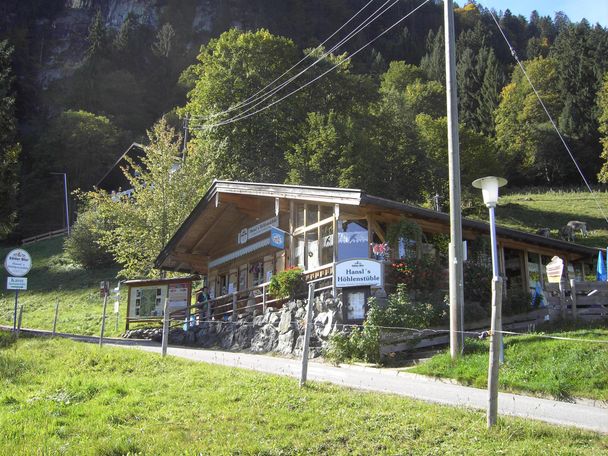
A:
[[335, 259, 383, 288]]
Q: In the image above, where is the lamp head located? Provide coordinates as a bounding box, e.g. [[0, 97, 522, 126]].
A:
[[472, 176, 507, 208]]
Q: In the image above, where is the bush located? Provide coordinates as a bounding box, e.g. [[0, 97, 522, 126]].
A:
[[390, 256, 444, 293], [267, 267, 304, 299], [504, 283, 532, 316], [64, 207, 115, 269], [325, 284, 447, 364]]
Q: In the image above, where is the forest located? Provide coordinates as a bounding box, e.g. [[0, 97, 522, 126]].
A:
[[0, 0, 607, 256]]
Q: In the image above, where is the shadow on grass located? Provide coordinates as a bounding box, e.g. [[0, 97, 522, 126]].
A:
[[0, 330, 17, 348]]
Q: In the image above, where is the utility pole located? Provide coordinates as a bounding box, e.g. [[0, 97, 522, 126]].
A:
[[444, 0, 465, 359], [50, 172, 70, 235], [182, 114, 189, 163]]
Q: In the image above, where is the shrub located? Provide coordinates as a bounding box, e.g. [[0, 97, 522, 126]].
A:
[[390, 256, 444, 293], [504, 283, 532, 315], [64, 207, 115, 269], [267, 267, 304, 299], [325, 284, 447, 364]]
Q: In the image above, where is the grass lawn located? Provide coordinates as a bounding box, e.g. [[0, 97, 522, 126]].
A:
[[0, 237, 124, 337], [0, 333, 606, 455], [410, 322, 608, 401], [493, 189, 608, 248]]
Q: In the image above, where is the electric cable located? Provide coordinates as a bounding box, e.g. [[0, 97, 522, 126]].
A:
[[190, 0, 377, 122], [192, 0, 431, 130], [489, 11, 608, 225], [190, 0, 405, 129]]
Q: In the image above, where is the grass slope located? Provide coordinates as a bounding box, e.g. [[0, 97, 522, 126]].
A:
[[0, 237, 123, 337], [494, 189, 608, 248], [410, 323, 608, 401], [0, 334, 606, 455]]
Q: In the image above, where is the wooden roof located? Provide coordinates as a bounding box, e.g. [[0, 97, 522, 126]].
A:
[[155, 180, 600, 273]]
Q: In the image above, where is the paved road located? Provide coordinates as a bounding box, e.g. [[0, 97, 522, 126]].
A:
[[115, 343, 608, 435]]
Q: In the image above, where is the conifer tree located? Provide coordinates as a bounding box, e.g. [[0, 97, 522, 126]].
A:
[[0, 40, 20, 238]]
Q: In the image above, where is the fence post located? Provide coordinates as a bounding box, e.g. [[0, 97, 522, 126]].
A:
[[487, 277, 503, 428], [300, 283, 315, 388], [16, 305, 23, 338], [232, 292, 238, 321], [262, 285, 267, 313], [558, 278, 567, 320], [569, 279, 577, 319], [161, 297, 169, 357], [52, 300, 59, 337], [99, 290, 109, 348]]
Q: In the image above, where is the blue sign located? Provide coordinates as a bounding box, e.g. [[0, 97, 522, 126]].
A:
[[270, 227, 285, 249]]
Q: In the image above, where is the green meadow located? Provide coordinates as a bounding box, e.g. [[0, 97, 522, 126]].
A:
[[0, 333, 606, 455]]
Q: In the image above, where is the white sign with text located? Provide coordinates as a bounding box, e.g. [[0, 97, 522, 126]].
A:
[[7, 277, 27, 290], [4, 248, 32, 277], [335, 259, 383, 288]]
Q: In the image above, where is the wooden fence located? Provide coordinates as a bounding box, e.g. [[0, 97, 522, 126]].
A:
[[165, 265, 335, 327], [21, 228, 68, 245], [545, 280, 608, 321]]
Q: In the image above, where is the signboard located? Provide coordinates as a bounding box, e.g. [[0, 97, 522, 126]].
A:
[[6, 277, 27, 290], [167, 283, 189, 310], [335, 259, 383, 288], [270, 227, 285, 249], [4, 249, 32, 277], [237, 216, 279, 244], [546, 256, 564, 283]]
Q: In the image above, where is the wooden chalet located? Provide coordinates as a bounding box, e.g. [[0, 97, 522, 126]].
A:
[[154, 181, 599, 321]]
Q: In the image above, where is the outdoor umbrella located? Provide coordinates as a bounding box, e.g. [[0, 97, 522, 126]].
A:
[[597, 250, 607, 281]]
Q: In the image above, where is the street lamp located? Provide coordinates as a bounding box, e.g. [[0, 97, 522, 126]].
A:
[[472, 175, 507, 429], [50, 172, 70, 236]]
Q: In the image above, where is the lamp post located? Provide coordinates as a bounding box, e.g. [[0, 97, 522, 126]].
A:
[[50, 172, 70, 236], [472, 175, 507, 428]]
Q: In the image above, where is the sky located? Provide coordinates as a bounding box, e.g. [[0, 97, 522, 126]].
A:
[[477, 1, 608, 26]]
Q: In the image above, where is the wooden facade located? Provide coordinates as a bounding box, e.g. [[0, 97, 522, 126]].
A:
[[155, 181, 599, 302]]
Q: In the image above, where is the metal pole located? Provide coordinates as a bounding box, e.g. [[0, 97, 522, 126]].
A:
[[232, 292, 237, 321], [489, 206, 504, 363], [16, 305, 23, 337], [52, 300, 59, 336], [161, 297, 169, 357], [63, 173, 70, 236], [12, 290, 19, 332], [99, 290, 108, 348], [300, 283, 315, 388], [487, 277, 503, 428], [445, 0, 464, 359]]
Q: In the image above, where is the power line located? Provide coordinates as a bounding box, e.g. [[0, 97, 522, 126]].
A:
[[489, 11, 608, 226], [194, 0, 431, 130], [191, 0, 377, 122], [190, 0, 404, 129]]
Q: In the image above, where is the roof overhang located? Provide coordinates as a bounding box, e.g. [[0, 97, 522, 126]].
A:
[[156, 181, 600, 273]]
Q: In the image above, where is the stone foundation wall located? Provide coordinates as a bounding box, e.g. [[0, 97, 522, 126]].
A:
[[124, 295, 344, 357]]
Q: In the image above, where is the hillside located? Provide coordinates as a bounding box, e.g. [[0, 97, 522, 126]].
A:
[[495, 189, 608, 248], [0, 237, 123, 337], [1, 1, 607, 241]]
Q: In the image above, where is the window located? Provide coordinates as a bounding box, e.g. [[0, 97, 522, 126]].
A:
[[306, 205, 319, 226], [338, 220, 368, 261], [294, 233, 305, 268], [320, 205, 333, 220], [320, 224, 334, 265], [295, 203, 305, 228]]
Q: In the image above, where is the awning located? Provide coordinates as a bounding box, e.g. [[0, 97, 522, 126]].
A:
[[209, 238, 271, 269]]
